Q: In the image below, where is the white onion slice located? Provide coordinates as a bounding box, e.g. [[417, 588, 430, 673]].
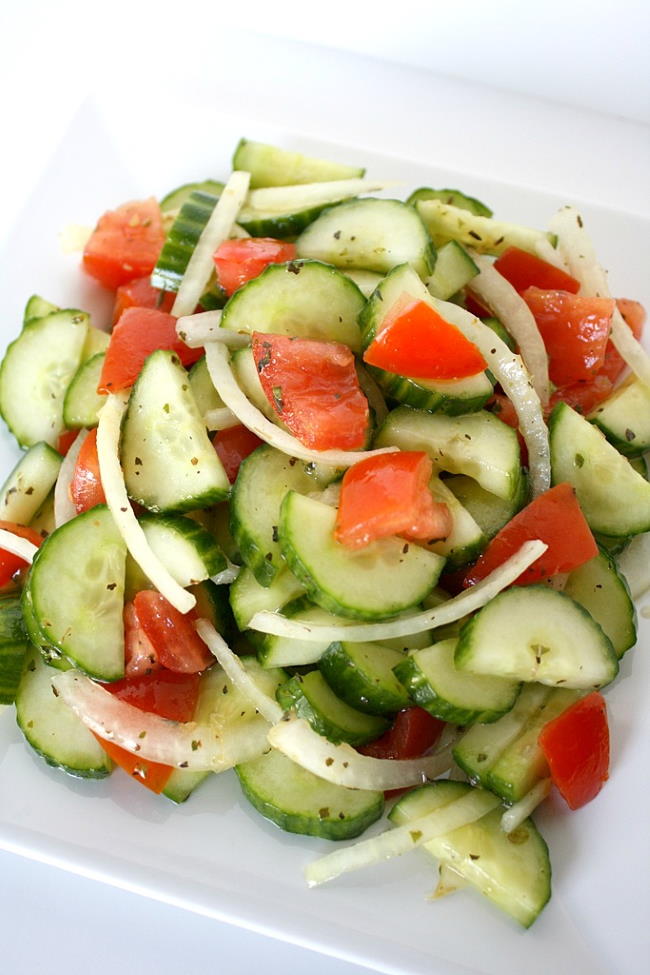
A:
[[176, 310, 250, 350], [203, 407, 240, 431], [250, 539, 546, 643], [244, 178, 398, 215], [305, 789, 499, 887], [211, 559, 241, 586], [96, 393, 195, 614], [617, 532, 650, 600], [267, 715, 452, 791], [533, 237, 569, 271], [501, 777, 551, 834], [195, 619, 282, 724], [53, 429, 88, 528], [204, 342, 396, 468], [172, 171, 251, 318], [0, 528, 38, 563]]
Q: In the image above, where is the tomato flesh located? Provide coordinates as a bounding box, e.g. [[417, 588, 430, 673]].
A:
[[335, 451, 451, 548], [493, 246, 580, 294], [56, 429, 79, 456], [600, 298, 646, 385], [462, 483, 598, 588], [213, 425, 263, 483], [112, 276, 175, 325], [133, 590, 214, 674], [213, 238, 297, 296], [547, 374, 614, 416], [70, 429, 106, 513], [252, 332, 369, 450], [82, 199, 165, 291], [363, 296, 486, 380], [538, 692, 609, 810], [98, 307, 203, 393], [0, 521, 43, 586], [359, 707, 444, 760]]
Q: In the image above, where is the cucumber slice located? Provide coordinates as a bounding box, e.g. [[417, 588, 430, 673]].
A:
[[297, 198, 435, 279], [376, 406, 522, 503], [236, 747, 383, 840], [406, 187, 493, 218], [564, 549, 636, 658], [62, 352, 107, 428], [588, 376, 650, 457], [455, 585, 619, 689], [395, 639, 520, 725], [28, 505, 126, 681], [319, 641, 409, 715], [232, 139, 364, 188], [0, 594, 31, 703], [253, 596, 341, 668], [229, 565, 305, 633], [23, 295, 59, 324], [389, 781, 551, 927], [188, 355, 226, 422], [0, 309, 89, 447], [276, 671, 388, 746], [279, 492, 445, 620], [151, 190, 218, 293], [549, 401, 650, 537], [160, 179, 224, 214], [0, 442, 62, 524], [238, 204, 335, 239], [16, 648, 112, 778], [20, 580, 67, 670], [122, 350, 229, 513], [189, 579, 234, 642], [81, 326, 110, 359], [445, 473, 525, 541], [220, 260, 364, 352], [415, 199, 553, 257], [426, 241, 479, 301], [139, 513, 226, 586], [426, 476, 486, 570], [343, 269, 384, 298]]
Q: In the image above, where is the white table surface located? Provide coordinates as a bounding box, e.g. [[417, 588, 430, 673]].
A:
[[1, 5, 648, 974]]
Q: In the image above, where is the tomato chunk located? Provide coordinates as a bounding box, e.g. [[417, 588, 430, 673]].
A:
[[70, 429, 106, 513], [547, 374, 614, 416], [133, 590, 214, 674], [112, 276, 175, 325], [523, 288, 614, 387], [359, 707, 444, 760], [600, 298, 646, 385], [212, 425, 263, 483], [98, 307, 203, 393], [252, 332, 369, 450], [0, 521, 43, 586], [462, 483, 598, 588], [213, 238, 297, 296], [538, 692, 609, 809], [335, 451, 451, 549], [82, 199, 165, 291], [493, 246, 580, 294], [55, 429, 79, 456], [363, 296, 486, 380]]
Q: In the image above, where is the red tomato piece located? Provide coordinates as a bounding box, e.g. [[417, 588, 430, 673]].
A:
[[70, 429, 106, 514], [251, 332, 369, 451], [548, 374, 614, 416], [98, 307, 203, 393], [493, 246, 580, 294], [538, 692, 609, 810], [212, 425, 263, 483], [55, 429, 79, 456], [464, 291, 491, 319], [600, 298, 646, 385], [82, 199, 165, 291], [363, 296, 486, 380], [112, 276, 175, 325], [335, 451, 452, 549], [359, 707, 444, 760], [213, 238, 297, 296], [0, 521, 43, 586], [123, 601, 160, 678], [133, 590, 214, 674], [462, 483, 598, 588], [522, 288, 614, 387]]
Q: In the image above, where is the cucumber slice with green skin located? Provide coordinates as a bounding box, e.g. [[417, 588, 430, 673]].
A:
[[425, 476, 486, 570], [231, 444, 337, 587], [297, 198, 435, 279], [253, 596, 340, 668], [62, 352, 107, 428], [564, 549, 636, 658], [190, 578, 235, 643], [395, 639, 521, 725], [139, 512, 226, 585], [280, 492, 445, 621], [483, 316, 516, 352], [151, 190, 218, 293], [629, 454, 649, 479], [376, 406, 522, 503], [319, 641, 409, 715], [455, 585, 619, 689], [415, 199, 553, 257], [238, 205, 334, 240], [21, 580, 68, 671], [28, 490, 56, 539], [389, 780, 551, 927], [23, 295, 58, 324], [276, 671, 389, 746], [549, 401, 650, 537], [0, 441, 62, 524], [236, 747, 383, 841], [426, 241, 479, 301], [16, 648, 113, 778], [0, 594, 31, 703], [229, 565, 305, 633], [445, 473, 526, 541], [220, 259, 364, 352], [406, 187, 493, 218], [232, 138, 365, 189], [0, 309, 89, 447], [343, 269, 384, 298], [160, 179, 224, 214], [122, 350, 230, 513], [588, 376, 650, 457], [359, 263, 493, 415], [81, 326, 110, 359], [188, 356, 227, 423], [28, 505, 126, 681]]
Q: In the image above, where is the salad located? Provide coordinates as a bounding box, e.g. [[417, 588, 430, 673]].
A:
[[0, 136, 648, 930]]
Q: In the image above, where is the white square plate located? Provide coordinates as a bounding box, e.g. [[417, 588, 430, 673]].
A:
[[0, 85, 648, 975]]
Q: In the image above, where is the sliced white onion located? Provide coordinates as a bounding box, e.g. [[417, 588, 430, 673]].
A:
[[243, 178, 398, 216], [195, 618, 282, 724], [305, 789, 499, 887], [501, 777, 552, 834], [172, 171, 251, 318], [203, 407, 240, 431], [96, 393, 195, 614], [204, 342, 396, 468], [250, 539, 546, 643], [176, 310, 250, 350], [431, 298, 551, 497], [0, 528, 38, 563], [210, 559, 241, 586], [617, 531, 650, 600], [268, 715, 453, 791], [469, 254, 550, 406], [533, 237, 569, 271], [53, 429, 88, 528]]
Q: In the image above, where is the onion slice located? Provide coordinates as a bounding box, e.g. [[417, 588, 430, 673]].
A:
[[203, 407, 240, 431], [617, 531, 650, 600], [176, 311, 249, 350], [501, 777, 551, 834], [53, 429, 88, 528], [0, 528, 38, 564], [204, 342, 396, 468], [243, 178, 398, 216], [268, 715, 452, 791], [96, 393, 195, 614], [250, 539, 547, 643]]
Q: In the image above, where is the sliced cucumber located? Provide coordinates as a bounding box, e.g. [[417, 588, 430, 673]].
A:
[[160, 178, 224, 214], [81, 326, 110, 359], [190, 579, 234, 643], [139, 513, 226, 586], [254, 596, 342, 668], [276, 671, 388, 746], [406, 187, 493, 218], [445, 473, 525, 541], [121, 350, 229, 513], [229, 565, 305, 633], [188, 355, 227, 423], [588, 376, 650, 457], [415, 199, 552, 257], [549, 401, 650, 537], [0, 442, 62, 524], [343, 269, 384, 297], [236, 747, 383, 840], [0, 594, 31, 704], [455, 585, 619, 689], [232, 139, 364, 188], [426, 241, 479, 301], [23, 295, 58, 324], [151, 190, 218, 293], [319, 641, 409, 715], [564, 550, 636, 658], [62, 352, 107, 429], [426, 476, 486, 570]]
